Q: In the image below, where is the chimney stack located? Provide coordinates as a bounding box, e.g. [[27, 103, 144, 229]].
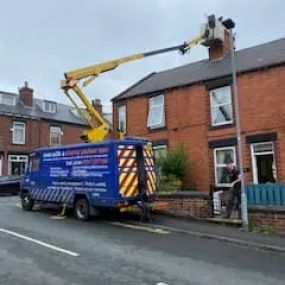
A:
[[92, 99, 103, 115], [208, 28, 231, 60], [19, 81, 33, 106], [201, 15, 233, 61]]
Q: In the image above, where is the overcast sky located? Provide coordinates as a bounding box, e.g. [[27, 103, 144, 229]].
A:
[[0, 0, 284, 112]]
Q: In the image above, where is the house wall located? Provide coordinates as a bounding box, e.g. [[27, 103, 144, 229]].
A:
[[0, 115, 85, 175], [113, 65, 285, 192]]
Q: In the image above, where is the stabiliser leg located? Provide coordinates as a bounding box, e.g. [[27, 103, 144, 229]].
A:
[[137, 200, 153, 223], [51, 203, 67, 220]]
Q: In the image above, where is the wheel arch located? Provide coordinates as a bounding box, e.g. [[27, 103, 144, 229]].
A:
[[73, 193, 90, 204], [20, 188, 29, 195]]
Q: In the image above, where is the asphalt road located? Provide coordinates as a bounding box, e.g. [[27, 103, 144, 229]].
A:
[[0, 196, 285, 285]]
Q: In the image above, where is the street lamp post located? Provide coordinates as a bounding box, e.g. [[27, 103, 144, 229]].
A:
[[223, 19, 249, 230]]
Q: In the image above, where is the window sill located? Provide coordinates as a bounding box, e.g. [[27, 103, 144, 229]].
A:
[[215, 184, 232, 187], [209, 122, 235, 131], [12, 142, 26, 145], [147, 126, 167, 133]]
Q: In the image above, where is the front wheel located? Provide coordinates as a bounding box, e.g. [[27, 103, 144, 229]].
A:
[[21, 192, 34, 211], [75, 198, 90, 221]]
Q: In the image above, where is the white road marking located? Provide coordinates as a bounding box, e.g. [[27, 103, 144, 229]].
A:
[[110, 222, 170, 234], [0, 228, 80, 257], [156, 283, 170, 285]]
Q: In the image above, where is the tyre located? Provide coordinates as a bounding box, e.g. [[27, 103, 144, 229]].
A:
[[75, 198, 90, 221], [21, 192, 34, 211]]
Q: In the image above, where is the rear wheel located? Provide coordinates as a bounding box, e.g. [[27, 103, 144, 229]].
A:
[[21, 192, 34, 211], [75, 198, 90, 221]]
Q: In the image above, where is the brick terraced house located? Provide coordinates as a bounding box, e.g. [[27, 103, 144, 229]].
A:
[[0, 82, 88, 176], [112, 28, 285, 192]]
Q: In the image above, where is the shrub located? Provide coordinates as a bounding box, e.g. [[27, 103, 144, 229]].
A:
[[159, 144, 188, 180], [156, 144, 189, 192]]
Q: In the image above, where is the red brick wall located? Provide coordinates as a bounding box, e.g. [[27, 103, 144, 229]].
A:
[[113, 65, 285, 192], [154, 195, 285, 234], [249, 207, 285, 234], [153, 193, 212, 218], [239, 66, 285, 183], [208, 29, 231, 60], [38, 121, 84, 147], [0, 116, 85, 175]]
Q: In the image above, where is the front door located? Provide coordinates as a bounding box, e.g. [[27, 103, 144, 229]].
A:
[[251, 142, 277, 184]]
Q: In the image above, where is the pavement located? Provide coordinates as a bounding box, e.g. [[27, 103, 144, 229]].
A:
[[135, 214, 285, 254], [1, 195, 285, 285]]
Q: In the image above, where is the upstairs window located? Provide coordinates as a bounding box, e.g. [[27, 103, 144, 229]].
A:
[[210, 86, 233, 126], [0, 93, 16, 106], [50, 126, 62, 146], [44, 101, 57, 113], [118, 105, 126, 133], [147, 94, 165, 129], [12, 122, 25, 144]]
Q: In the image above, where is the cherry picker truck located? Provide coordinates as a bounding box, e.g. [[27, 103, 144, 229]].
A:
[[20, 15, 226, 220]]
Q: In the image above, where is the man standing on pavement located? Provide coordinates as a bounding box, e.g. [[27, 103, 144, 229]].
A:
[[226, 163, 241, 219]]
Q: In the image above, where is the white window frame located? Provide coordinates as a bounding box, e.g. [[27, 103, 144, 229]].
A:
[[43, 101, 57, 113], [147, 94, 165, 129], [50, 126, 62, 146], [8, 155, 28, 175], [210, 86, 233, 127], [118, 105, 127, 133], [12, 122, 25, 145], [0, 155, 2, 176], [0, 93, 16, 106], [251, 142, 277, 184], [153, 145, 167, 160], [214, 146, 236, 186]]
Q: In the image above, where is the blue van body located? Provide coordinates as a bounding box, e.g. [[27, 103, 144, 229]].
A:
[[21, 139, 156, 209]]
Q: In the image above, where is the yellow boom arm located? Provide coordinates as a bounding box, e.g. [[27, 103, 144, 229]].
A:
[[61, 33, 208, 142]]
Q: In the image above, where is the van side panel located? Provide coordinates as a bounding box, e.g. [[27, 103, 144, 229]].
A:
[[28, 144, 117, 207], [22, 139, 156, 209]]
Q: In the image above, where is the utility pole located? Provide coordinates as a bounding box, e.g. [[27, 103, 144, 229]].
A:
[[223, 19, 249, 230]]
